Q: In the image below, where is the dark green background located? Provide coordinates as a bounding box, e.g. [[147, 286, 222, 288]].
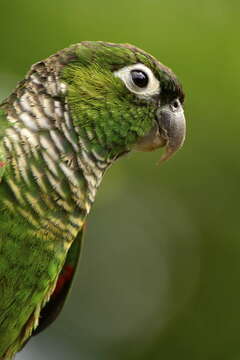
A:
[[1, 1, 240, 359]]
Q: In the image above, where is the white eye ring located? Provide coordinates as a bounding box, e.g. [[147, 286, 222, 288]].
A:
[[114, 63, 160, 98]]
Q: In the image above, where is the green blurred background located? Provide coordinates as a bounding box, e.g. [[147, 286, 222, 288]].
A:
[[1, 0, 240, 359]]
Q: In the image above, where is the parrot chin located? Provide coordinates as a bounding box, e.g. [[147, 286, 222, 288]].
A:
[[134, 101, 186, 163], [133, 122, 167, 152]]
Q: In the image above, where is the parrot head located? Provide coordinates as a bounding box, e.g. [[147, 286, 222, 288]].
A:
[[60, 41, 185, 163]]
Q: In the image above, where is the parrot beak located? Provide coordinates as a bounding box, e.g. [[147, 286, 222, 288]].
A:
[[134, 100, 186, 163], [156, 101, 186, 163]]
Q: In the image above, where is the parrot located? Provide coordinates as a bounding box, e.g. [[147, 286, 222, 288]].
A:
[[0, 41, 185, 359]]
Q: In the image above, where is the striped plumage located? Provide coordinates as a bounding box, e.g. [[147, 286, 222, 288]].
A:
[[0, 41, 185, 358]]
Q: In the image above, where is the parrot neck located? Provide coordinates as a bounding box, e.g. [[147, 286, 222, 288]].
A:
[[1, 60, 113, 243]]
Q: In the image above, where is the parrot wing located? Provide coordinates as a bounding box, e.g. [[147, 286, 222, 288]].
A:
[[32, 226, 85, 335], [0, 108, 8, 181]]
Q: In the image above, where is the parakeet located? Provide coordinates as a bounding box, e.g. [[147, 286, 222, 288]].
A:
[[0, 41, 185, 359]]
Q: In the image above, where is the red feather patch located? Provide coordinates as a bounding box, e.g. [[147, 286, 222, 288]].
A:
[[0, 161, 6, 168], [52, 265, 74, 297]]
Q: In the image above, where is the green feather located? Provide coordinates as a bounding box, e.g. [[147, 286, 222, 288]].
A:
[[0, 109, 8, 180]]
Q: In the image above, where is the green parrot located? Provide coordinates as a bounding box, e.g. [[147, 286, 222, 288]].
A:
[[0, 41, 185, 359]]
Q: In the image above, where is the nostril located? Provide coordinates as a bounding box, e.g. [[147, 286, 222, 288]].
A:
[[171, 99, 179, 110]]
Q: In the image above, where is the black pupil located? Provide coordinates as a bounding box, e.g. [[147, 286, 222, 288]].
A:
[[131, 70, 149, 88]]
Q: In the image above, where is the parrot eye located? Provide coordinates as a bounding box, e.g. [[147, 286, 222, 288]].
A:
[[130, 70, 149, 88], [114, 63, 160, 98]]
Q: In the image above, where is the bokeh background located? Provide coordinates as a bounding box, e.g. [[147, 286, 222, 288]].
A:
[[1, 0, 240, 359]]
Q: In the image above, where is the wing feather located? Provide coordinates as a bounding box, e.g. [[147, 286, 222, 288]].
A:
[[0, 108, 8, 181], [33, 227, 85, 335]]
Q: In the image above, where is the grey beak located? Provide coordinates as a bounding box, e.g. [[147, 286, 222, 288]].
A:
[[156, 102, 186, 162]]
